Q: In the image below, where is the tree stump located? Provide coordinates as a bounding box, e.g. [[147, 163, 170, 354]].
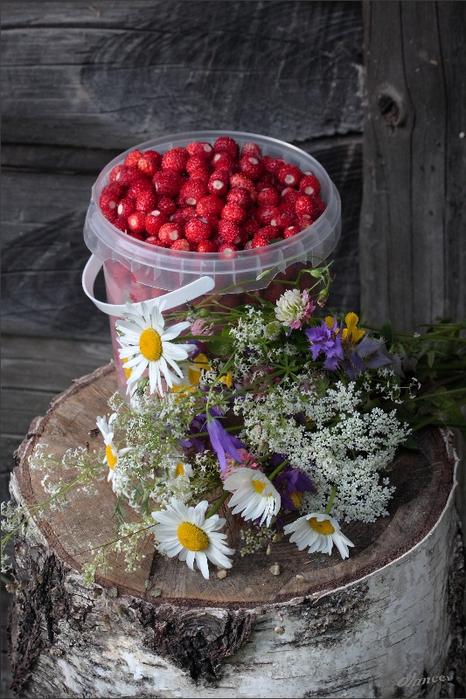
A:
[[7, 365, 465, 698]]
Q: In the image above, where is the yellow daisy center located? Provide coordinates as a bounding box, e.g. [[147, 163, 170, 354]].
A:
[[139, 327, 163, 361], [309, 517, 335, 535], [105, 444, 118, 470], [177, 522, 209, 551], [252, 478, 271, 496], [175, 462, 185, 477]]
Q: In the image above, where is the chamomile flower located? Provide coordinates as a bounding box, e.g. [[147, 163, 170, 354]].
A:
[[152, 499, 234, 579], [116, 301, 195, 396], [167, 459, 194, 481], [96, 414, 131, 482], [224, 468, 281, 527], [284, 512, 354, 560]]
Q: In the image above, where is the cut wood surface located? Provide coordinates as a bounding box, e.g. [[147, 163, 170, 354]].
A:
[[1, 1, 363, 150], [7, 364, 465, 697]]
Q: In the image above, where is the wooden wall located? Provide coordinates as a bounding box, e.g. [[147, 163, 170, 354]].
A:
[[1, 1, 364, 340]]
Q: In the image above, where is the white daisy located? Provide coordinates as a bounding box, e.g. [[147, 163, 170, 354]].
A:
[[152, 499, 234, 579], [283, 512, 355, 560], [167, 459, 194, 481], [223, 468, 281, 527], [96, 414, 131, 482], [115, 301, 196, 396]]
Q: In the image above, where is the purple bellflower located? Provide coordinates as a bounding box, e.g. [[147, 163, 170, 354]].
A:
[[343, 335, 395, 380], [206, 416, 245, 472]]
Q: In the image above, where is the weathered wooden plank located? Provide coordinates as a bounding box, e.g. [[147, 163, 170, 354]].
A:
[[1, 143, 121, 176], [1, 1, 363, 150], [359, 1, 466, 331]]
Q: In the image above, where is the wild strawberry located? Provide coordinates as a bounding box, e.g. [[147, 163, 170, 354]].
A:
[[207, 170, 230, 197], [159, 222, 184, 243], [262, 156, 285, 174], [239, 156, 263, 180], [136, 190, 157, 213], [296, 216, 312, 231], [211, 152, 235, 171], [284, 225, 300, 238], [256, 204, 280, 226], [243, 218, 260, 237], [299, 173, 321, 197], [153, 170, 183, 198], [251, 234, 270, 248], [127, 178, 153, 199], [161, 147, 188, 173], [240, 142, 262, 158], [170, 239, 192, 251], [157, 197, 177, 215], [186, 141, 214, 159], [99, 188, 120, 214], [221, 202, 247, 224], [180, 206, 198, 221], [295, 195, 320, 220], [218, 220, 240, 243], [218, 242, 239, 256], [143, 149, 162, 165], [112, 217, 127, 232], [274, 207, 295, 229], [127, 211, 146, 234], [281, 186, 301, 205], [145, 235, 170, 247], [259, 225, 280, 240], [138, 155, 158, 178], [197, 240, 218, 253], [115, 165, 143, 187], [170, 209, 187, 226], [188, 168, 210, 184], [186, 155, 210, 175], [124, 149, 143, 167], [117, 197, 136, 220], [277, 163, 302, 187], [257, 187, 280, 207], [196, 195, 224, 217], [229, 173, 256, 201], [145, 210, 168, 235], [226, 187, 252, 208], [101, 207, 117, 223], [244, 240, 254, 250], [180, 180, 207, 206], [255, 173, 277, 191], [315, 196, 326, 214], [109, 164, 125, 182], [213, 136, 238, 159], [185, 218, 212, 243]]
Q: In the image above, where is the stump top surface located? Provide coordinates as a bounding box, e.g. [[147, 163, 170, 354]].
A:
[[13, 364, 456, 609]]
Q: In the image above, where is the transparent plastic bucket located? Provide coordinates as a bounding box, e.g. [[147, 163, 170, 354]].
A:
[[83, 130, 341, 393]]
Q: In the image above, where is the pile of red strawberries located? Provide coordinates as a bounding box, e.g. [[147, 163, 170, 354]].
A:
[[99, 136, 326, 253]]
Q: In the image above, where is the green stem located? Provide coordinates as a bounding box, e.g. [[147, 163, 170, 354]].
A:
[[205, 491, 230, 519], [325, 485, 338, 514], [268, 458, 290, 481]]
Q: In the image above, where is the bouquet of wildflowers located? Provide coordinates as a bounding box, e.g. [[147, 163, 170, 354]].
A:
[[2, 265, 465, 581]]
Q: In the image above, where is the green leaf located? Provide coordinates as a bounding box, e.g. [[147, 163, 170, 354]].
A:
[[426, 350, 436, 368], [380, 321, 394, 349]]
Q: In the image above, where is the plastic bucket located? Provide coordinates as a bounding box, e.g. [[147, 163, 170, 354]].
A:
[[83, 130, 341, 393]]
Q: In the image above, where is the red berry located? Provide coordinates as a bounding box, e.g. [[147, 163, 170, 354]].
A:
[[277, 163, 302, 188], [226, 187, 252, 208], [201, 212, 220, 233], [256, 204, 280, 226], [153, 170, 183, 198], [296, 216, 312, 231], [211, 152, 235, 171], [284, 225, 300, 238], [159, 222, 184, 243], [161, 147, 188, 173], [186, 155, 210, 175], [295, 195, 320, 220], [229, 173, 257, 201], [142, 150, 162, 166], [255, 172, 277, 190], [221, 202, 247, 224], [145, 210, 168, 235], [218, 220, 241, 243], [197, 240, 218, 253], [170, 239, 192, 251], [240, 142, 262, 158], [186, 141, 214, 159], [138, 156, 158, 177], [315, 196, 326, 214], [251, 234, 270, 248], [188, 168, 210, 184], [185, 218, 212, 243], [179, 206, 198, 221], [263, 156, 285, 174], [239, 156, 263, 180], [243, 218, 260, 237], [112, 217, 127, 232], [281, 187, 302, 205], [127, 211, 146, 234], [157, 197, 177, 215], [299, 173, 321, 197], [99, 190, 120, 214], [275, 206, 295, 229], [127, 178, 153, 199], [124, 149, 143, 167], [180, 180, 207, 206], [207, 170, 230, 197], [257, 187, 280, 207], [170, 209, 188, 226], [218, 242, 239, 255], [146, 235, 170, 247], [109, 165, 125, 182], [115, 166, 143, 187], [117, 197, 136, 220], [196, 195, 224, 217], [259, 225, 280, 240], [136, 190, 157, 213], [213, 136, 238, 159]]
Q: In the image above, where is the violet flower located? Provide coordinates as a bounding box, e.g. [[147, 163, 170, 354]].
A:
[[206, 416, 245, 472], [343, 335, 395, 380], [305, 317, 344, 370], [273, 465, 315, 511]]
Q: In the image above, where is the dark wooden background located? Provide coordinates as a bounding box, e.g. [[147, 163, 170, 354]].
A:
[[1, 2, 465, 697]]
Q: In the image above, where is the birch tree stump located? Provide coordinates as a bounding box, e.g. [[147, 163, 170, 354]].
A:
[[7, 365, 465, 699]]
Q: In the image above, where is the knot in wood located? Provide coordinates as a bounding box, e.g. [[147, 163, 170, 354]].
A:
[[377, 84, 406, 127]]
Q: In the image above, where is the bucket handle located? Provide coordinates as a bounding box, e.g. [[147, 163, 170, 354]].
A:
[[82, 254, 215, 316]]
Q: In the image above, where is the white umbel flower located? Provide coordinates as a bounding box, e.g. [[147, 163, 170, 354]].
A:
[[284, 512, 354, 560], [152, 499, 234, 579], [96, 414, 131, 482], [224, 468, 281, 527], [116, 301, 195, 396]]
